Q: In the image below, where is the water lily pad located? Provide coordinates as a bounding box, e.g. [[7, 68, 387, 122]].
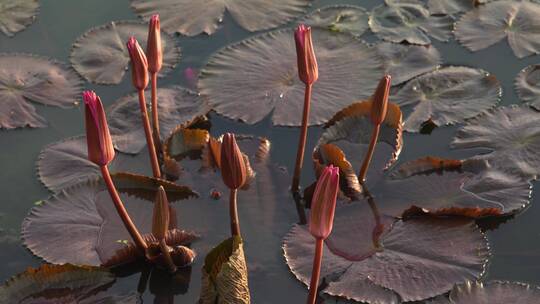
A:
[[198, 28, 384, 126], [393, 66, 501, 132], [0, 54, 82, 129], [130, 0, 310, 36], [376, 42, 441, 86], [429, 281, 540, 304], [427, 0, 475, 15], [70, 21, 180, 84], [300, 5, 369, 37], [108, 86, 209, 154], [0, 264, 139, 304], [21, 180, 198, 266], [515, 64, 540, 110], [455, 1, 540, 58], [451, 105, 540, 179], [283, 202, 489, 302], [369, 0, 454, 45], [0, 0, 39, 37]]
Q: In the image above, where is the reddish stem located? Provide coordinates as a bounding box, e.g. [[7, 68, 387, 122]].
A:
[[292, 84, 312, 193], [137, 89, 162, 178], [159, 239, 177, 273], [307, 238, 324, 304], [100, 166, 148, 253], [358, 124, 381, 183], [150, 72, 162, 156], [229, 189, 241, 237]]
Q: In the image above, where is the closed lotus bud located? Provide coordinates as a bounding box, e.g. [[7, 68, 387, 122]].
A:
[[152, 186, 170, 240], [220, 133, 247, 189], [294, 24, 318, 85], [147, 15, 162, 74], [126, 36, 149, 90], [83, 91, 115, 166], [370, 75, 391, 126], [309, 165, 339, 240]]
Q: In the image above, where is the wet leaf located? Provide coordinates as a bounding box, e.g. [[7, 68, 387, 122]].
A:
[[200, 236, 250, 304], [515, 64, 540, 110], [107, 86, 209, 154], [21, 180, 198, 266], [300, 5, 369, 37], [0, 0, 39, 37], [429, 281, 540, 304], [451, 105, 540, 179], [0, 264, 139, 304], [427, 0, 474, 15], [369, 0, 454, 45], [111, 172, 199, 202], [164, 127, 210, 161], [0, 54, 82, 129], [393, 66, 501, 132], [70, 21, 180, 84], [283, 202, 489, 303], [455, 1, 540, 58], [376, 42, 441, 86], [130, 0, 310, 36], [198, 28, 384, 126]]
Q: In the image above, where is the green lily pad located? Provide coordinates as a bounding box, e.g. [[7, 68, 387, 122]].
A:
[[515, 64, 540, 110], [429, 281, 540, 304], [0, 0, 39, 37], [300, 5, 369, 37]]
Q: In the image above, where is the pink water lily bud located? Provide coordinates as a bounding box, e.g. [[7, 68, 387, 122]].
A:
[[126, 36, 149, 90], [220, 133, 247, 190], [370, 75, 392, 126], [83, 91, 115, 166], [309, 165, 339, 240], [147, 15, 162, 74], [152, 186, 170, 240], [294, 24, 318, 85]]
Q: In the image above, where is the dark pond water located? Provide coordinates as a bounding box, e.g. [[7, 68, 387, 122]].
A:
[[1, 0, 540, 303]]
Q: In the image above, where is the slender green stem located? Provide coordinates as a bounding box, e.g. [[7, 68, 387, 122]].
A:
[[159, 239, 177, 273], [358, 124, 381, 183], [100, 166, 148, 253], [229, 189, 241, 237], [292, 84, 312, 193], [150, 72, 162, 157], [137, 90, 162, 179], [306, 238, 324, 304]]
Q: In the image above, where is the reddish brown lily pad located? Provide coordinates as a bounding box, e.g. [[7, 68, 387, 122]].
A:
[[198, 28, 384, 126], [283, 201, 489, 302], [70, 21, 180, 84], [0, 264, 139, 304], [429, 281, 540, 304], [0, 54, 82, 129], [300, 5, 369, 37], [130, 0, 310, 36], [0, 0, 39, 37], [107, 86, 210, 154], [515, 64, 540, 110]]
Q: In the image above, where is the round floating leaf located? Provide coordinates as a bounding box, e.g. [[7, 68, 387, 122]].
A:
[[455, 1, 540, 58], [429, 281, 540, 304], [300, 5, 369, 37], [376, 42, 441, 86], [0, 54, 82, 129], [369, 0, 454, 45], [198, 28, 384, 126], [427, 0, 475, 15], [21, 180, 198, 266], [451, 105, 540, 179], [70, 21, 180, 84], [283, 202, 489, 302], [0, 264, 139, 304], [130, 0, 310, 36], [393, 66, 501, 132], [108, 86, 209, 154], [0, 0, 39, 37], [515, 64, 540, 110]]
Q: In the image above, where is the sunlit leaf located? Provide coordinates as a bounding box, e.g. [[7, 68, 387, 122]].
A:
[[130, 0, 310, 36], [70, 21, 180, 84], [198, 28, 384, 126], [0, 54, 82, 129], [429, 281, 540, 304], [515, 64, 540, 110], [455, 1, 540, 58], [300, 5, 369, 37], [0, 0, 39, 37], [393, 66, 501, 132]]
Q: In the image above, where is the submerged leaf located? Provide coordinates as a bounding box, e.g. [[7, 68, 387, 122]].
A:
[[111, 172, 199, 202], [130, 0, 310, 36], [198, 28, 384, 126], [0, 0, 39, 37], [515, 64, 540, 110], [455, 1, 540, 58], [429, 281, 540, 304], [369, 0, 453, 45], [0, 54, 82, 129], [301, 5, 369, 37], [70, 21, 180, 84], [393, 66, 501, 132]]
